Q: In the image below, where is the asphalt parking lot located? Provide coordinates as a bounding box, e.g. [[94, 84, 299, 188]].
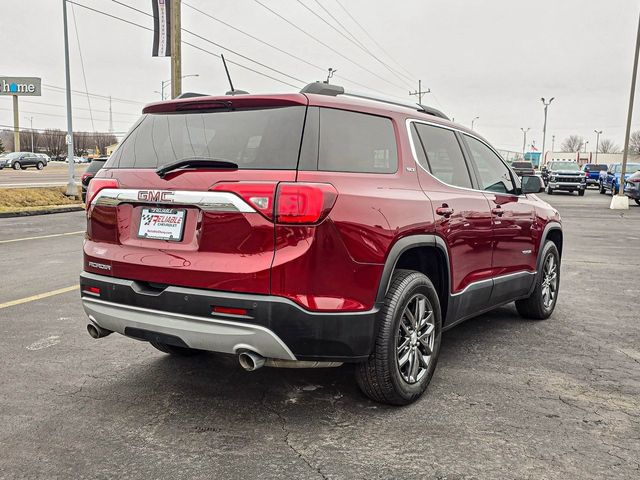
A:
[[0, 163, 87, 188], [1, 189, 639, 479]]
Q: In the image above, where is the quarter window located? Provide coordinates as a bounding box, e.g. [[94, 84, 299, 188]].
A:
[[464, 135, 516, 194], [318, 108, 397, 173], [413, 123, 473, 189]]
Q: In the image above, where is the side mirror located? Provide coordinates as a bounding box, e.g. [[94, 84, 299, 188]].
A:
[[521, 175, 543, 194]]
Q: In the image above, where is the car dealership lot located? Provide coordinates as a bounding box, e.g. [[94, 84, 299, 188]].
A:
[[0, 162, 87, 188], [0, 192, 638, 479]]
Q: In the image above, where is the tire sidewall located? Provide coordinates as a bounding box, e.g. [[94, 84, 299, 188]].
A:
[[13, 162, 20, 170], [36, 162, 44, 170], [537, 242, 561, 316], [385, 275, 442, 400]]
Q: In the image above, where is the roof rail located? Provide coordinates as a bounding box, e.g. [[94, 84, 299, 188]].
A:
[[299, 82, 449, 120]]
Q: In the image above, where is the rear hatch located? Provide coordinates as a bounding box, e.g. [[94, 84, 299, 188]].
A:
[[84, 94, 308, 295]]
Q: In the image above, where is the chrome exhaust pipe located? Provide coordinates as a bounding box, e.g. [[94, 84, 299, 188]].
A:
[[238, 351, 266, 371], [87, 323, 112, 339], [238, 351, 342, 371]]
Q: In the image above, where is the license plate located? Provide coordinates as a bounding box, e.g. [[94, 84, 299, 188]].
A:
[[138, 208, 186, 241]]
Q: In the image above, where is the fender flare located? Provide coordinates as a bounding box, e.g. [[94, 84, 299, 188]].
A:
[[375, 234, 451, 306], [537, 221, 562, 272]]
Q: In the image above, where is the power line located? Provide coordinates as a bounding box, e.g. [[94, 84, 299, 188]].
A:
[[0, 123, 128, 135], [333, 0, 415, 80], [21, 99, 139, 117], [253, 0, 406, 92], [68, 0, 301, 88], [297, 0, 413, 87]]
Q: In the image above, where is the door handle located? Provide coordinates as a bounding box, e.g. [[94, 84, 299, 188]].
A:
[[435, 205, 454, 218], [491, 206, 504, 217]]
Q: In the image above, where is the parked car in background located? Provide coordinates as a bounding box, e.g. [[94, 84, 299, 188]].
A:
[[546, 161, 586, 195], [511, 161, 535, 177], [623, 170, 640, 205], [81, 156, 108, 201], [582, 163, 608, 187], [65, 156, 86, 164], [0, 152, 48, 170], [601, 163, 640, 195], [80, 83, 562, 406]]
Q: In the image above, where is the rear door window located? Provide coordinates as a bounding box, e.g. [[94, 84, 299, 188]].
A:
[[412, 123, 473, 189], [318, 108, 397, 173], [106, 106, 306, 170]]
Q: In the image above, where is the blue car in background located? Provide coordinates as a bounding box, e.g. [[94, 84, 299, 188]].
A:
[[582, 163, 608, 188], [600, 163, 640, 194]]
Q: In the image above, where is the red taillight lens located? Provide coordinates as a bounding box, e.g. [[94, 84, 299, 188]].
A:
[[276, 183, 338, 224], [81, 173, 91, 182], [82, 286, 101, 295], [210, 182, 277, 219], [212, 305, 248, 316], [85, 178, 119, 207]]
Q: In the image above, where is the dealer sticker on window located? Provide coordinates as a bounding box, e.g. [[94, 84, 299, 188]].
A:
[[138, 208, 186, 241]]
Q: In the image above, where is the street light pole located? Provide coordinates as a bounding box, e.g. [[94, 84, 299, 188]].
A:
[[471, 116, 479, 130], [541, 97, 554, 167], [170, 0, 182, 99], [160, 74, 198, 100], [62, 0, 75, 197], [28, 116, 34, 152], [583, 141, 589, 153], [520, 127, 530, 158], [594, 129, 603, 163]]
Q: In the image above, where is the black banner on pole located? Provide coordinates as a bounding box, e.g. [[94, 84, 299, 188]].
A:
[[152, 0, 171, 57]]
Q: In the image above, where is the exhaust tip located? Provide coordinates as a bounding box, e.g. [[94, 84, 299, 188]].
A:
[[87, 323, 112, 339], [238, 351, 265, 371]]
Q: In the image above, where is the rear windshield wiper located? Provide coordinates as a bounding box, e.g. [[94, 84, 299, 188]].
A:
[[156, 157, 238, 178]]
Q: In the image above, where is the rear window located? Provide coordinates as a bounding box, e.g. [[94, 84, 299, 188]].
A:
[[105, 106, 306, 170], [317, 108, 398, 173], [585, 164, 607, 171], [512, 162, 533, 168], [86, 160, 106, 174]]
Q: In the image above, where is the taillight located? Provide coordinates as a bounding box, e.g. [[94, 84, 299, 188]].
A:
[[81, 173, 91, 182], [276, 183, 338, 224], [210, 182, 277, 219], [211, 181, 338, 224], [86, 178, 119, 206]]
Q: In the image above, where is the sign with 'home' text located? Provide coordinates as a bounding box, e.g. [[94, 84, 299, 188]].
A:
[[0, 77, 41, 96]]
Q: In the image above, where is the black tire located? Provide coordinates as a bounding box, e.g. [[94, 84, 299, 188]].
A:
[[611, 184, 618, 195], [635, 199, 640, 206], [578, 189, 585, 196], [547, 187, 553, 195], [12, 161, 21, 170], [36, 161, 44, 170], [355, 269, 442, 406], [599, 182, 606, 194], [516, 241, 560, 320], [150, 341, 203, 356]]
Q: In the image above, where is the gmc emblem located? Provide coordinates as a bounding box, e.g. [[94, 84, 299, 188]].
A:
[[138, 190, 175, 202]]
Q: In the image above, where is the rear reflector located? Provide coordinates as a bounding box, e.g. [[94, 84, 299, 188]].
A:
[[82, 286, 101, 295], [86, 178, 119, 207], [212, 306, 248, 316]]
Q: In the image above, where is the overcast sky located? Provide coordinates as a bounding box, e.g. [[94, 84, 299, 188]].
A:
[[2, 0, 639, 152]]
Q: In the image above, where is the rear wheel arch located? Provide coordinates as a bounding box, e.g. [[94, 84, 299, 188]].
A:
[[377, 235, 450, 322]]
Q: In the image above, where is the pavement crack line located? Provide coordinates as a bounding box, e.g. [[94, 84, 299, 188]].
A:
[[260, 389, 329, 480]]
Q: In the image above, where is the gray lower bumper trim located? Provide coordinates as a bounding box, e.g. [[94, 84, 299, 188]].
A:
[[82, 297, 297, 360]]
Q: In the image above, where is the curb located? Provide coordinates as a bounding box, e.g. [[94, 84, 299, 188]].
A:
[[0, 205, 85, 218]]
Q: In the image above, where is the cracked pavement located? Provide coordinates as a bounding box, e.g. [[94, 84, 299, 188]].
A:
[[0, 191, 639, 479]]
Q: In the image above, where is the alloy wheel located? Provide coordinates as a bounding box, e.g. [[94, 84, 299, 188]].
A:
[[396, 293, 435, 384], [541, 254, 558, 309]]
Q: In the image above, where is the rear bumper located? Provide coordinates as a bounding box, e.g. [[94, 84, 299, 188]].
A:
[[80, 272, 377, 362]]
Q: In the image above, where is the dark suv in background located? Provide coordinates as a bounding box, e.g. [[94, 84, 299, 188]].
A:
[[81, 156, 109, 201], [81, 83, 562, 405]]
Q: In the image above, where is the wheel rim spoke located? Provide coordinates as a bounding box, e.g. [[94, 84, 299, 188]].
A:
[[396, 293, 435, 384]]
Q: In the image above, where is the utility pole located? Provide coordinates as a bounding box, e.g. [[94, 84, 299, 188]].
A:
[[594, 129, 602, 163], [583, 140, 589, 153], [170, 0, 182, 99], [471, 116, 479, 130], [520, 128, 530, 158], [62, 0, 75, 197], [12, 96, 20, 152], [28, 116, 34, 152], [409, 80, 430, 104], [541, 97, 554, 166], [614, 10, 640, 208], [108, 96, 113, 134]]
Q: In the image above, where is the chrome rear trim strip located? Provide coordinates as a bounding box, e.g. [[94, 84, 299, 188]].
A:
[[91, 188, 256, 213]]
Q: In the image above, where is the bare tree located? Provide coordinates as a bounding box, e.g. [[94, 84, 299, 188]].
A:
[[561, 135, 584, 152], [629, 131, 640, 154], [0, 129, 14, 151], [598, 138, 619, 153], [92, 132, 118, 155], [0, 137, 4, 154], [73, 131, 91, 157], [41, 129, 66, 158]]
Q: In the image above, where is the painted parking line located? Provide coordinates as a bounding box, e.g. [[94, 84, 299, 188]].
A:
[[0, 285, 79, 310], [0, 230, 84, 244]]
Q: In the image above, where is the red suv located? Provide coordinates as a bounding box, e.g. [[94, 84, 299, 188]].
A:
[[80, 83, 562, 405]]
